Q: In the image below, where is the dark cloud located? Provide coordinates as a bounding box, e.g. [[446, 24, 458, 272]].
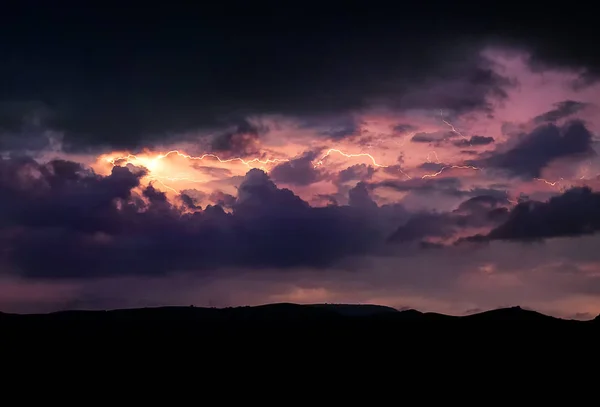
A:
[[348, 182, 378, 210], [270, 151, 323, 186], [373, 176, 509, 204], [480, 120, 595, 178], [0, 158, 421, 278], [453, 135, 495, 147], [411, 131, 455, 144], [0, 158, 145, 235], [0, 129, 58, 154], [411, 133, 437, 143], [179, 192, 202, 210], [208, 191, 236, 209], [326, 167, 381, 209], [0, 101, 53, 133], [381, 164, 411, 178], [0, 4, 536, 150], [454, 194, 506, 214], [419, 241, 444, 250], [337, 164, 376, 184], [210, 119, 267, 157], [16, 5, 597, 151], [500, 122, 525, 137], [179, 189, 206, 207], [468, 187, 600, 242], [388, 213, 453, 243], [392, 124, 418, 133], [319, 120, 359, 140], [315, 194, 339, 206], [533, 101, 588, 124], [0, 102, 61, 153], [388, 194, 509, 244], [375, 176, 463, 196], [298, 116, 360, 141], [509, 26, 600, 85], [393, 55, 512, 114], [417, 162, 445, 172]]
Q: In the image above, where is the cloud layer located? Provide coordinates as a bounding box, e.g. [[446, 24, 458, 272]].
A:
[[2, 6, 600, 317]]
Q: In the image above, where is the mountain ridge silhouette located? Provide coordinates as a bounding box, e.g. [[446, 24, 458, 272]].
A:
[[1, 302, 598, 323], [4, 303, 600, 348]]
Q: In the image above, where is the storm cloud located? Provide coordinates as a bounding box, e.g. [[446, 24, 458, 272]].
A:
[[468, 187, 600, 242], [4, 4, 586, 151], [480, 121, 595, 178], [2, 4, 600, 317], [0, 158, 403, 278]]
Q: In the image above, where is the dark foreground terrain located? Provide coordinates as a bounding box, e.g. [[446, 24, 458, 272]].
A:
[[3, 303, 600, 336], [5, 303, 600, 370], [5, 304, 593, 389]]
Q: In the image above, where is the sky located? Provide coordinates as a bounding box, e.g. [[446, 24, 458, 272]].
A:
[[2, 3, 600, 318]]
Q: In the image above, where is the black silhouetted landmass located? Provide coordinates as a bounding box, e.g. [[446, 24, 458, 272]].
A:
[[2, 303, 599, 334]]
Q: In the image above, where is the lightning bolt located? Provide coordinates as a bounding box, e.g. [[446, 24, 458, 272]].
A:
[[506, 195, 519, 205], [534, 177, 564, 187], [313, 149, 388, 168], [575, 161, 600, 181], [104, 146, 414, 192], [103, 150, 289, 193], [440, 110, 470, 144], [106, 150, 289, 170], [151, 178, 179, 194], [421, 165, 480, 179], [426, 151, 441, 164], [108, 148, 394, 174], [314, 148, 411, 179], [396, 133, 411, 147]]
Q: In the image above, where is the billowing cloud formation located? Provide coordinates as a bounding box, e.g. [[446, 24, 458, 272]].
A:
[[533, 101, 588, 124], [338, 164, 376, 184], [270, 152, 323, 186], [0, 154, 536, 281], [481, 121, 595, 178], [210, 119, 267, 157], [389, 195, 509, 244], [470, 187, 600, 241], [0, 158, 416, 278]]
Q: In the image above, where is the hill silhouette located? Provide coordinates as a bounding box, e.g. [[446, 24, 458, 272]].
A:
[[2, 303, 599, 332], [5, 304, 600, 359]]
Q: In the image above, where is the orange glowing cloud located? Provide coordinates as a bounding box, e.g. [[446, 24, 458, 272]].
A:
[[74, 49, 600, 212]]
